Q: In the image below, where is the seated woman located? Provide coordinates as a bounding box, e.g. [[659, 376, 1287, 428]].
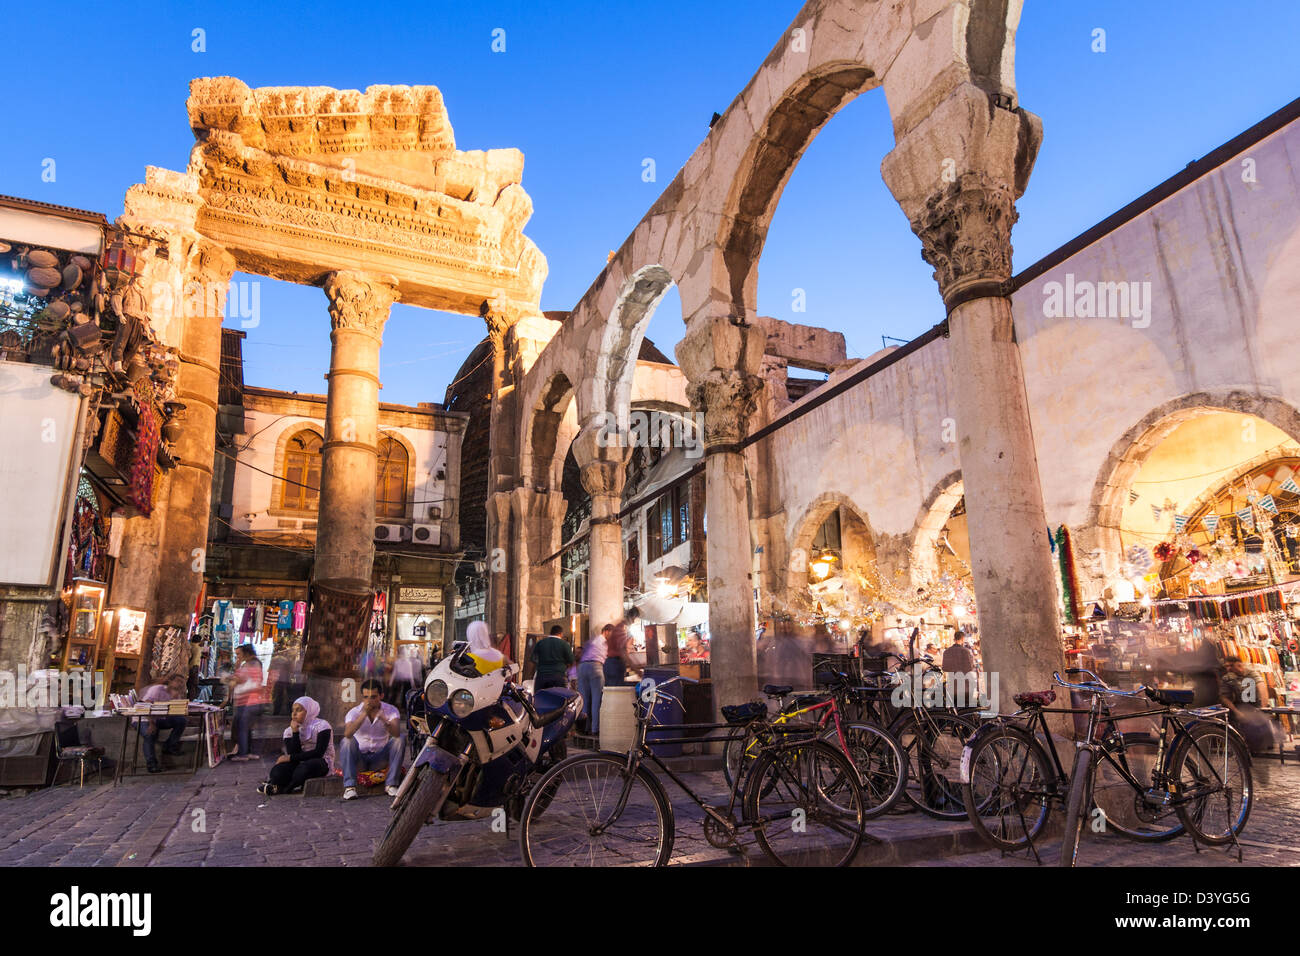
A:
[[257, 696, 334, 796]]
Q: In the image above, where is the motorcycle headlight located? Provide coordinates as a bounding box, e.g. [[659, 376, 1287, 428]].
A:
[[450, 688, 475, 717], [426, 680, 449, 708]]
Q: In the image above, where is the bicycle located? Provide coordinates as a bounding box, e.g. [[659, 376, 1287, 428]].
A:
[[852, 654, 983, 819], [518, 676, 866, 867], [959, 668, 1252, 865], [721, 666, 908, 819]]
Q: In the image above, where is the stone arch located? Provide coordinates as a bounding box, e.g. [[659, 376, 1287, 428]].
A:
[[786, 491, 877, 595], [594, 265, 676, 427], [908, 471, 965, 585], [717, 61, 879, 325], [1179, 450, 1300, 525], [1088, 392, 1300, 563], [523, 370, 580, 492]]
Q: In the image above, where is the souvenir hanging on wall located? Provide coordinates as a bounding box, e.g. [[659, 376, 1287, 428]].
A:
[[128, 378, 160, 515]]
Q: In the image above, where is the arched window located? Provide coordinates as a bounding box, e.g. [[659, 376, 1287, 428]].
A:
[[376, 436, 408, 519], [281, 429, 322, 513]]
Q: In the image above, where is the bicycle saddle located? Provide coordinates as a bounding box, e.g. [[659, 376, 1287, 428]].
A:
[[1012, 689, 1056, 708], [762, 684, 793, 698], [1145, 687, 1195, 707], [721, 700, 768, 724]]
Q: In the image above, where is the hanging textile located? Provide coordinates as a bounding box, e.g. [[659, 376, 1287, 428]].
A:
[[1055, 525, 1082, 625], [149, 624, 186, 681], [302, 583, 372, 679], [128, 379, 160, 516], [64, 477, 108, 583]]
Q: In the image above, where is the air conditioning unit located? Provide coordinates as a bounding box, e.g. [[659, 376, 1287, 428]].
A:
[[412, 523, 440, 546], [374, 523, 407, 542]]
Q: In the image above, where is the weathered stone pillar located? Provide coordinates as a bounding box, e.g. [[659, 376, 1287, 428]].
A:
[[487, 491, 513, 633], [153, 243, 235, 626], [573, 430, 627, 635], [691, 370, 763, 713], [510, 487, 567, 639], [314, 271, 397, 587], [305, 272, 396, 726], [884, 83, 1059, 710]]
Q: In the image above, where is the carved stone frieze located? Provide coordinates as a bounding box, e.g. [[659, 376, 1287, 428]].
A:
[[324, 271, 398, 337], [909, 171, 1018, 302], [688, 370, 765, 449], [169, 77, 547, 317]]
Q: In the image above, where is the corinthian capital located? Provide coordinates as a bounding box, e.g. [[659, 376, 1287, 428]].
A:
[[688, 370, 764, 450], [324, 271, 399, 338], [909, 172, 1018, 304]]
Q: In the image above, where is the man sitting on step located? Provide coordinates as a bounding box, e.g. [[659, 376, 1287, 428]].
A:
[[340, 679, 404, 800]]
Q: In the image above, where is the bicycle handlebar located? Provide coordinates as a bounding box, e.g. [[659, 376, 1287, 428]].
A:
[[1052, 670, 1146, 699]]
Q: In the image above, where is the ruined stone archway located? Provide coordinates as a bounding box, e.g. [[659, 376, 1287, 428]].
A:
[[909, 471, 965, 586], [593, 265, 676, 430], [785, 491, 878, 596], [717, 62, 878, 328]]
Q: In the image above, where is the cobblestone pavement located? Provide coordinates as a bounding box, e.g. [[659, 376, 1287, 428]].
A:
[[0, 755, 1296, 867]]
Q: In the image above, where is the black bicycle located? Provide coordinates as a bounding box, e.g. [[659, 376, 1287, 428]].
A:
[[960, 668, 1252, 865], [519, 676, 865, 867]]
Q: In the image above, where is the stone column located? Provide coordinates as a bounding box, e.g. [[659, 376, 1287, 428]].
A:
[[153, 243, 235, 626], [572, 428, 627, 634], [314, 271, 397, 587], [510, 487, 567, 639], [691, 370, 763, 714], [884, 85, 1059, 711], [487, 491, 513, 633], [306, 272, 396, 726]]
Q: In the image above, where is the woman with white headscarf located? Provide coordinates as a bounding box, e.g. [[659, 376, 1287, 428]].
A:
[[466, 620, 493, 654], [257, 696, 335, 796]]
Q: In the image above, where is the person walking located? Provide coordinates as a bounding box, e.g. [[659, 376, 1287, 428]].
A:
[[230, 644, 267, 761], [604, 619, 629, 687], [578, 626, 609, 735], [532, 625, 574, 691]]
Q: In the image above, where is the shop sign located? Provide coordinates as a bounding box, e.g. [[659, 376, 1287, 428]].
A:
[[397, 604, 441, 614], [399, 587, 442, 604]]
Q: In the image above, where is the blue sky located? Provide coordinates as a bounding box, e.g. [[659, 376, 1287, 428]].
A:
[[4, 1, 1298, 404]]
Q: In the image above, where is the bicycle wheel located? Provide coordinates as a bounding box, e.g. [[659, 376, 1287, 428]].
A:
[[722, 724, 761, 790], [820, 722, 907, 819], [745, 739, 864, 867], [1169, 722, 1252, 845], [892, 710, 978, 819], [961, 724, 1056, 852], [519, 753, 674, 867], [1059, 748, 1093, 867], [1092, 733, 1183, 842]]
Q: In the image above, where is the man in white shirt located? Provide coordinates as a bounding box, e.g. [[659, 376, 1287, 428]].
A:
[[340, 679, 404, 800]]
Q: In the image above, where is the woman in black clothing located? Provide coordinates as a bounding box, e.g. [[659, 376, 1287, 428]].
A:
[[257, 696, 335, 795]]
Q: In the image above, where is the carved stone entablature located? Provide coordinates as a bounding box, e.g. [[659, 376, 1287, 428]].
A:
[[324, 271, 398, 339], [909, 172, 1018, 303], [688, 370, 764, 449], [141, 77, 549, 319]]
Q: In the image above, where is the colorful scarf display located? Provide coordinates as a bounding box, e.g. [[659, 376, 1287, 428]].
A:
[[128, 379, 160, 516]]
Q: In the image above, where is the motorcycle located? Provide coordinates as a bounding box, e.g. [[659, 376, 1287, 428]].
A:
[[372, 641, 581, 866]]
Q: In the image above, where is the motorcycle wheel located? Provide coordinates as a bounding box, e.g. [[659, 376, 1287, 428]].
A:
[[372, 766, 443, 867]]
